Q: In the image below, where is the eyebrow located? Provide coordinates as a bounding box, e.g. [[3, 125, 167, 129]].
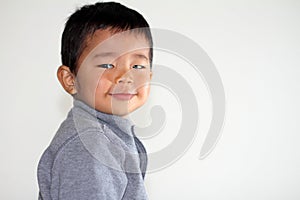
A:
[[92, 52, 117, 59], [92, 52, 149, 61], [132, 53, 149, 61]]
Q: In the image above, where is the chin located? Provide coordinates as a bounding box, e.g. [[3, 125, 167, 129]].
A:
[[109, 110, 129, 117], [110, 106, 135, 116], [112, 103, 146, 116]]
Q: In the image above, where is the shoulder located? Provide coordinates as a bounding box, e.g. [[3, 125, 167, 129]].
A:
[[40, 108, 130, 171], [38, 110, 125, 175], [53, 129, 126, 172], [38, 108, 131, 199], [40, 131, 128, 200]]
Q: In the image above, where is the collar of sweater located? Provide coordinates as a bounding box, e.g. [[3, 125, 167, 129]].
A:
[[72, 99, 134, 137]]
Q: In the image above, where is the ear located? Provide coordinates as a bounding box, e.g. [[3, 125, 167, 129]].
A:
[[57, 65, 77, 95]]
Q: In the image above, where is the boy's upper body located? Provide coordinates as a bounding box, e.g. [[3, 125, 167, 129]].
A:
[[37, 2, 153, 200], [38, 99, 148, 200]]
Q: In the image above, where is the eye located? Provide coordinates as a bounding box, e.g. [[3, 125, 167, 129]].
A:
[[97, 64, 114, 69], [132, 65, 146, 69]]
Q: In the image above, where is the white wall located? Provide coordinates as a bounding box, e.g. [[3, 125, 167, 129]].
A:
[[1, 0, 300, 199]]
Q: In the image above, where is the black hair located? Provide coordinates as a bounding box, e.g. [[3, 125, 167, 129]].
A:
[[61, 1, 153, 74]]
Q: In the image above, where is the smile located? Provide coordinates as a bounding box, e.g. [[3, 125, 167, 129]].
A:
[[109, 93, 137, 101]]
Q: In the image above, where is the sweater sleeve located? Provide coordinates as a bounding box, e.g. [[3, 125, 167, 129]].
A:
[[50, 135, 128, 200]]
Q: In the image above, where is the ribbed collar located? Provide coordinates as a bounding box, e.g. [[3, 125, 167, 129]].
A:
[[72, 99, 134, 137]]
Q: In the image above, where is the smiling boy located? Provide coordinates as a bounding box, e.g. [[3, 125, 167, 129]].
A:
[[37, 2, 152, 200]]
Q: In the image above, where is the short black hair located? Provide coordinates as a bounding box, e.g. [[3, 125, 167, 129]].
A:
[[61, 1, 153, 74]]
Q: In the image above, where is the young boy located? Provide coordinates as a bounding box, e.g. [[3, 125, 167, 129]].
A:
[[37, 2, 153, 200]]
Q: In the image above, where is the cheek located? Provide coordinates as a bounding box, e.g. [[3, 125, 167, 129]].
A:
[[133, 72, 151, 87], [95, 76, 112, 95], [77, 69, 100, 90], [138, 84, 151, 100]]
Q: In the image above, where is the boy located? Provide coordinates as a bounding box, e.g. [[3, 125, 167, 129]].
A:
[[37, 2, 153, 200]]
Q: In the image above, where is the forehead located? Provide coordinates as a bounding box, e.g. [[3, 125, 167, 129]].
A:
[[79, 28, 150, 64]]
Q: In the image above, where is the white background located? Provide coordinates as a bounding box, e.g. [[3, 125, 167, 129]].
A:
[[1, 0, 300, 199]]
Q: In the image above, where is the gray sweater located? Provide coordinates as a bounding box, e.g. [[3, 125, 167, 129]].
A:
[[37, 99, 148, 200]]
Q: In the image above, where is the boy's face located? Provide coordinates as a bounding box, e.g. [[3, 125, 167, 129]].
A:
[[71, 28, 152, 116]]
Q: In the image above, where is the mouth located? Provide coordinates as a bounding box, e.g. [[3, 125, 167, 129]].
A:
[[109, 93, 137, 101]]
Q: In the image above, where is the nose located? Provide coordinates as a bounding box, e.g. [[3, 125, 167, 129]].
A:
[[115, 69, 133, 84]]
